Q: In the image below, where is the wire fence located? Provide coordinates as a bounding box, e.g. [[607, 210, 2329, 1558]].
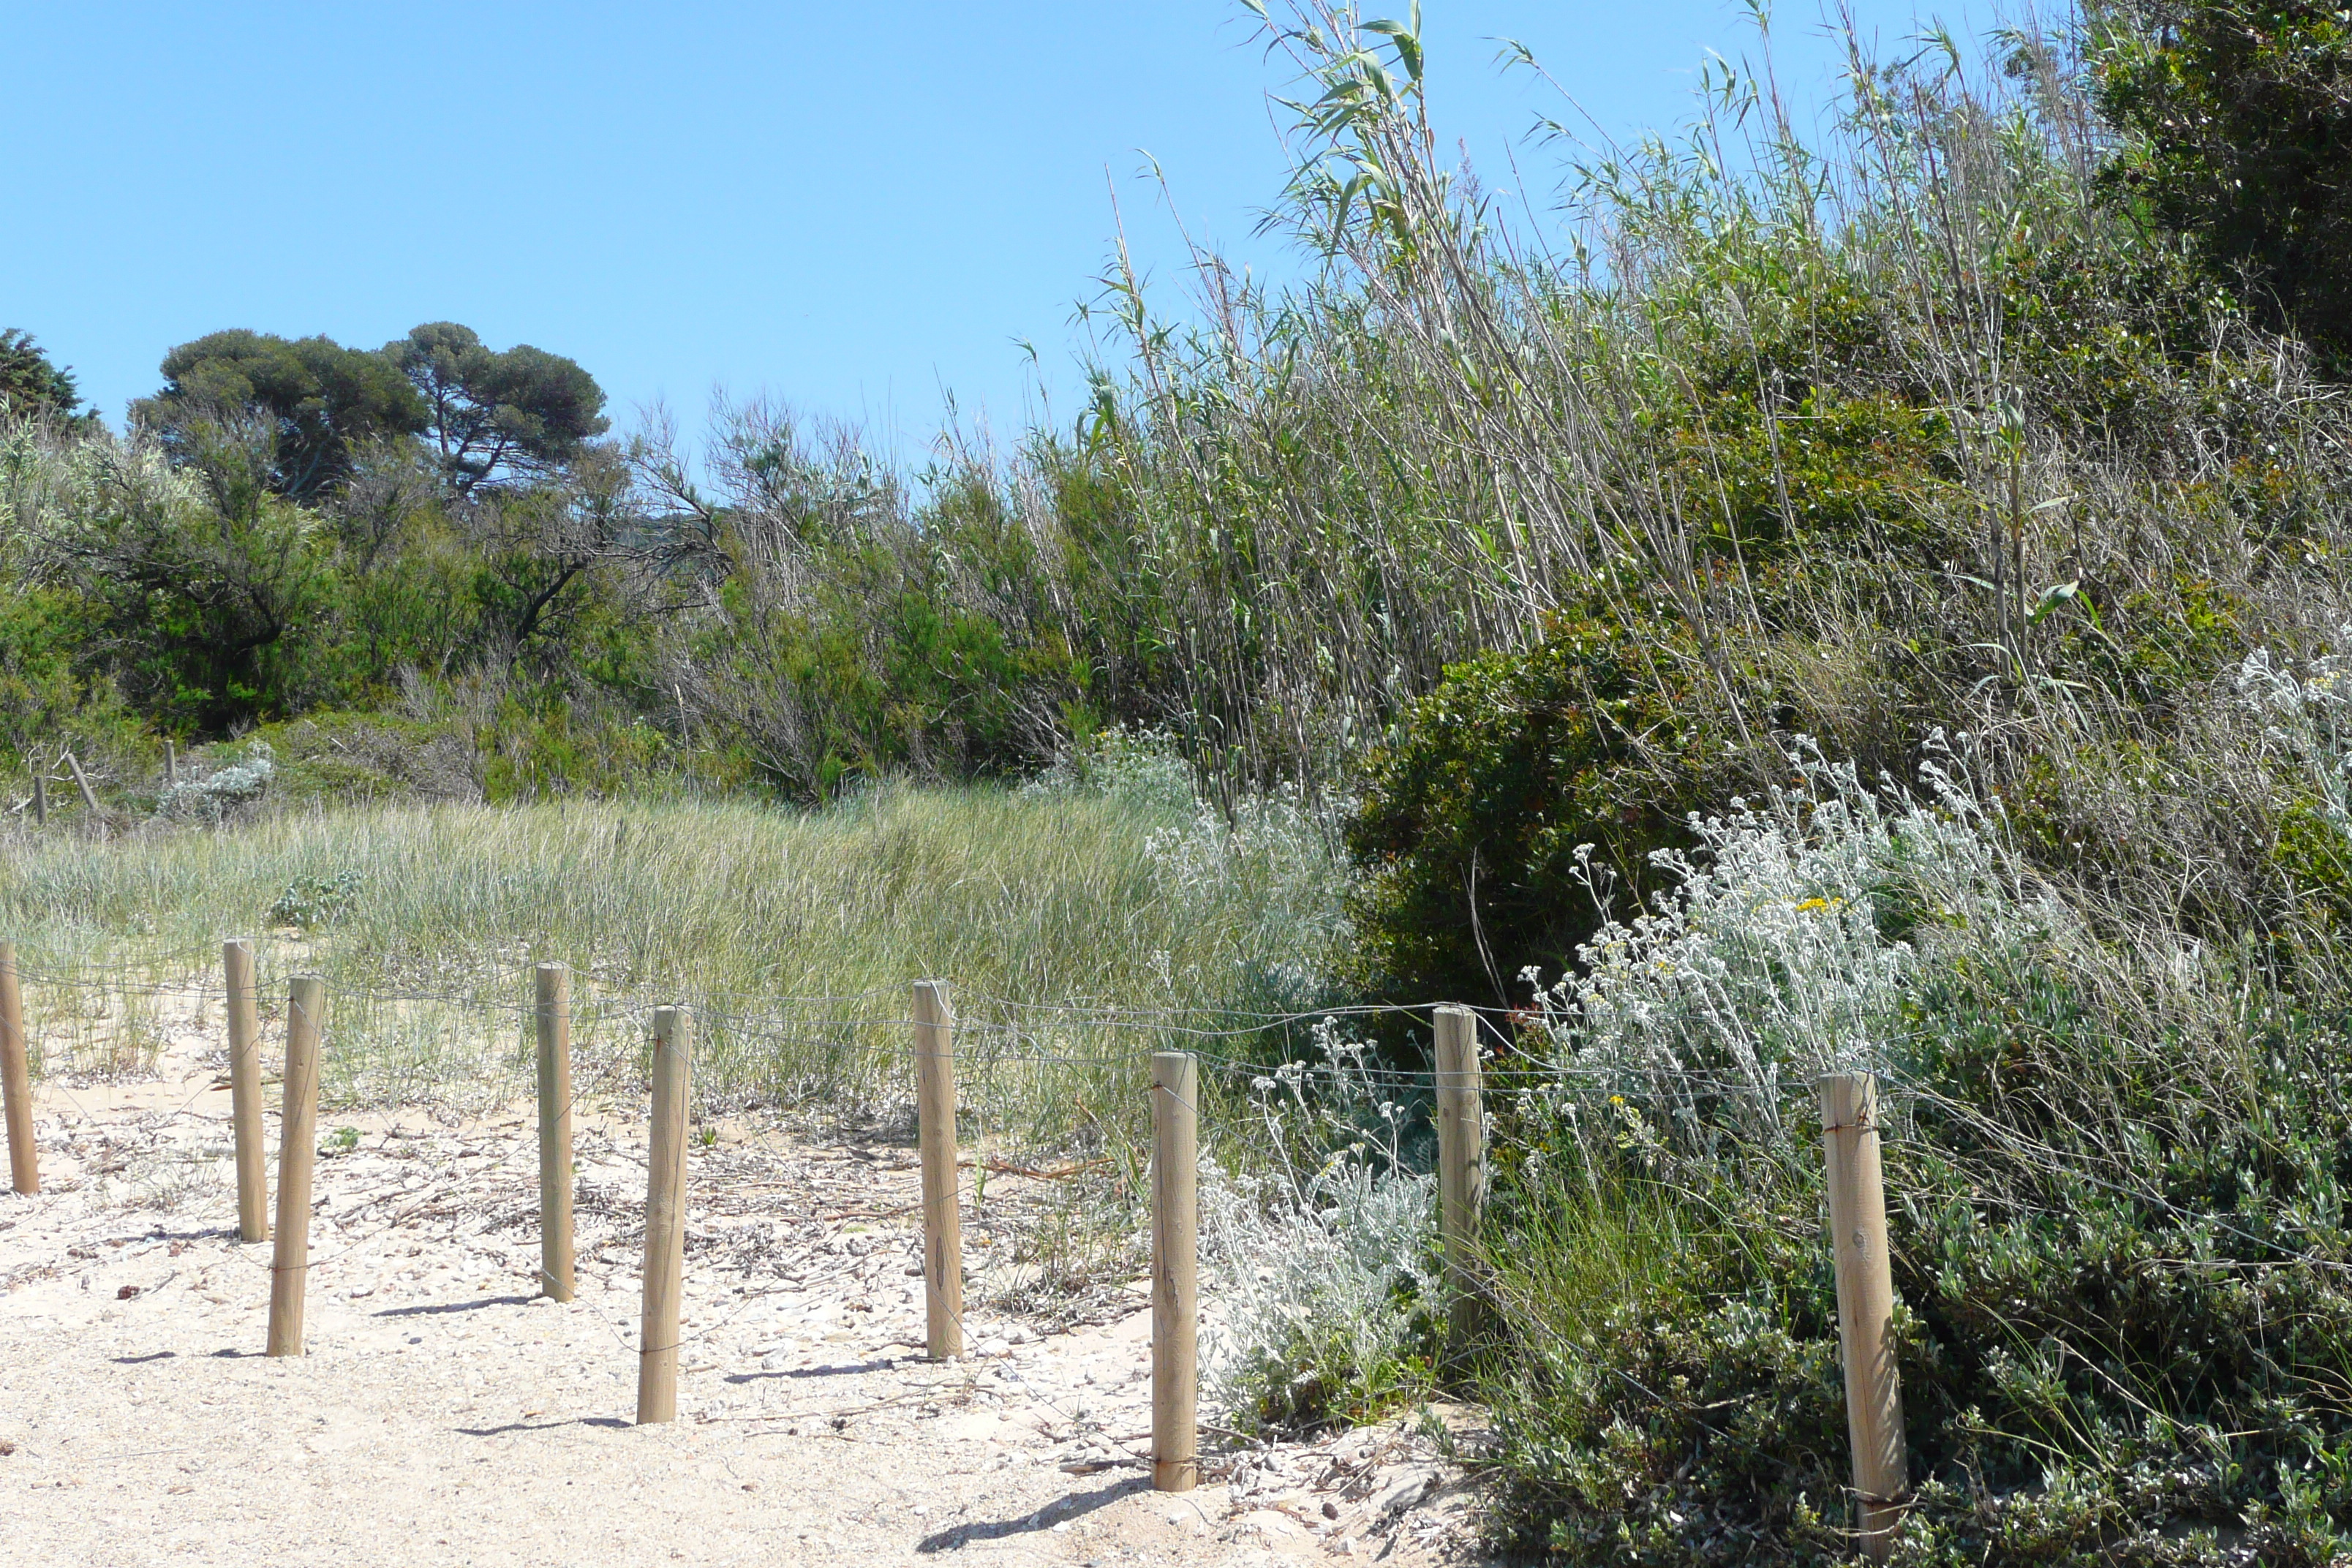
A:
[[15, 936, 2312, 1542], [0, 954, 1310, 1485], [15, 942, 2292, 1334], [10, 947, 2233, 1221]]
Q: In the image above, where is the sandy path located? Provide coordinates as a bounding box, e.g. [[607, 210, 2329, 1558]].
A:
[[0, 1011, 1489, 1567]]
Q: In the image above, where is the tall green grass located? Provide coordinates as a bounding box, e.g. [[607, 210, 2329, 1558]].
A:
[[0, 776, 1351, 1134]]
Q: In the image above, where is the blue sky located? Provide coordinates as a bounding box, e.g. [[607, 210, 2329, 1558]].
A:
[[4, 2, 1953, 456]]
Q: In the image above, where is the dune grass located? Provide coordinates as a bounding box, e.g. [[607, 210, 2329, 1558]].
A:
[[0, 779, 1351, 1139]]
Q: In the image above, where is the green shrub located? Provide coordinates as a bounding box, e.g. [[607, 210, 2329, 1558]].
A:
[[1653, 358, 1967, 570], [1343, 606, 1711, 1010], [478, 691, 682, 802], [0, 584, 146, 772], [2092, 0, 2352, 370], [696, 563, 1080, 802], [47, 426, 338, 732], [1487, 1180, 1852, 1564], [245, 709, 478, 806], [1484, 761, 2352, 1564], [268, 869, 363, 930]]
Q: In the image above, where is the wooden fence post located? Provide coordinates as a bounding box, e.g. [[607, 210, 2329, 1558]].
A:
[[535, 964, 576, 1302], [913, 980, 962, 1360], [1818, 1072, 1907, 1562], [164, 740, 178, 788], [637, 1006, 692, 1424], [1150, 1050, 1199, 1493], [62, 752, 97, 813], [266, 976, 325, 1357], [29, 766, 45, 826], [1, 943, 37, 1195], [223, 939, 268, 1243], [1433, 1005, 1488, 1349]]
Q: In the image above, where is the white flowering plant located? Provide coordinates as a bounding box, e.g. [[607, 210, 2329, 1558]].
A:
[[1201, 1016, 1439, 1434], [1516, 739, 2038, 1158]]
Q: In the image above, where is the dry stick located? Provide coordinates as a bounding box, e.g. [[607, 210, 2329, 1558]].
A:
[[223, 938, 268, 1243], [0, 943, 37, 1195], [637, 1006, 692, 1425], [1433, 1005, 1488, 1352], [1150, 1050, 1199, 1494], [913, 979, 962, 1360], [1818, 1072, 1907, 1563], [62, 752, 97, 813], [266, 976, 325, 1357], [535, 963, 576, 1302]]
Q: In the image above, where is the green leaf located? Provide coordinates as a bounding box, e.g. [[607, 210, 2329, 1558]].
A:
[[1364, 18, 1422, 82], [2024, 580, 2081, 625]]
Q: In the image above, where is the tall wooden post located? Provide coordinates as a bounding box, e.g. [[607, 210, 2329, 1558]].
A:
[[223, 939, 268, 1243], [266, 976, 324, 1357], [1150, 1050, 1199, 1493], [1433, 1006, 1487, 1349], [1818, 1072, 1907, 1562], [535, 965, 576, 1302], [164, 740, 178, 788], [913, 980, 962, 1360], [0, 943, 37, 1194], [29, 767, 45, 826], [637, 1006, 692, 1424]]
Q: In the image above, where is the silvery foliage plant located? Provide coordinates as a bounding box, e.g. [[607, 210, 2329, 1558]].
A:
[[1523, 739, 2025, 1155], [157, 740, 274, 821], [2237, 628, 2352, 834], [1017, 723, 1196, 814], [1201, 1017, 1437, 1433]]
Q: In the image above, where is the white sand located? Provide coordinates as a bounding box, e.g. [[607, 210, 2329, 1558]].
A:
[[0, 1025, 1488, 1567]]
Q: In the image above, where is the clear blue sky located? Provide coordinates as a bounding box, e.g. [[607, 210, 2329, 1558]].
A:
[[4, 2, 1955, 456]]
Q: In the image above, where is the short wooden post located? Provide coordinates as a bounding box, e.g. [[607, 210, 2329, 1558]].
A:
[[223, 939, 268, 1243], [1818, 1072, 1907, 1561], [535, 963, 576, 1302], [266, 976, 325, 1357], [913, 980, 962, 1360], [637, 1006, 691, 1424], [29, 766, 45, 826], [164, 740, 178, 788], [63, 752, 97, 813], [1150, 1050, 1198, 1493], [1433, 1006, 1488, 1349], [0, 943, 38, 1195]]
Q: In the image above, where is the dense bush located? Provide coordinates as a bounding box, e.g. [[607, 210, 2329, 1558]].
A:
[[1344, 607, 1710, 1011], [1486, 751, 2352, 1563], [2093, 0, 2352, 369]]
